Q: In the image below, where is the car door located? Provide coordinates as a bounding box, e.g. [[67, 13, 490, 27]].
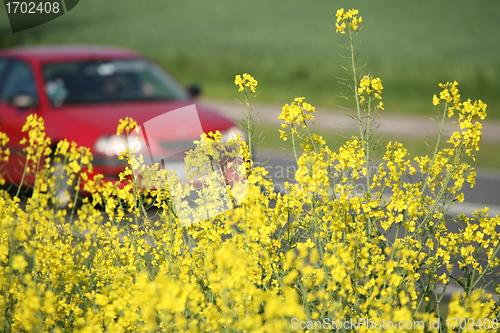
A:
[[0, 58, 40, 183]]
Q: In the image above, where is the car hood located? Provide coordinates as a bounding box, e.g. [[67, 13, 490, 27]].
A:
[[42, 99, 235, 150]]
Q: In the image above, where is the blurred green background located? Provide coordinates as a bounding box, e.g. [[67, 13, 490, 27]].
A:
[[1, 0, 499, 118]]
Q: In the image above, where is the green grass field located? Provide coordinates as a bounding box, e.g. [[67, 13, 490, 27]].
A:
[[1, 0, 499, 118]]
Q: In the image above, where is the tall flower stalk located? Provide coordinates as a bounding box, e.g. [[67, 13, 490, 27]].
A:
[[234, 73, 259, 166]]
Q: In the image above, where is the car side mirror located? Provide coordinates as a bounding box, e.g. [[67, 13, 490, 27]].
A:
[[187, 84, 202, 98], [10, 94, 38, 109]]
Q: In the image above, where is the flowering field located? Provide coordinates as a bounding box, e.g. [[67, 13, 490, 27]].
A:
[[1, 8, 500, 332]]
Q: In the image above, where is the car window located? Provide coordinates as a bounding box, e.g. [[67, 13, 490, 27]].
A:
[[0, 59, 8, 83], [43, 59, 189, 106], [0, 60, 38, 102]]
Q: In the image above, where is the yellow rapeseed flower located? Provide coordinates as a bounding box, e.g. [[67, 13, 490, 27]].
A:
[[234, 73, 258, 93], [335, 8, 362, 34], [12, 255, 28, 273]]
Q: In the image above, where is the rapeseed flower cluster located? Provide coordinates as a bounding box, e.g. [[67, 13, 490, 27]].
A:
[[358, 75, 385, 110], [433, 81, 487, 158], [335, 8, 363, 34], [0, 131, 9, 185], [234, 73, 258, 93], [0, 8, 499, 333]]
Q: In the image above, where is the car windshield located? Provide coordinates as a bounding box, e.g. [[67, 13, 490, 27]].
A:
[[43, 59, 189, 106]]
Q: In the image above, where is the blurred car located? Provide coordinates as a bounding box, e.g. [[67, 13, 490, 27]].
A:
[[0, 45, 244, 200]]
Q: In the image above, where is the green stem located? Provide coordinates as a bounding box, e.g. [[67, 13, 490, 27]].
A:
[[421, 102, 448, 198], [290, 124, 299, 163], [244, 90, 254, 165], [348, 26, 371, 196], [347, 25, 373, 241], [16, 156, 30, 198]]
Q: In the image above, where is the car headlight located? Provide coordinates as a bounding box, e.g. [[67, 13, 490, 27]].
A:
[[94, 135, 143, 156], [221, 126, 246, 143]]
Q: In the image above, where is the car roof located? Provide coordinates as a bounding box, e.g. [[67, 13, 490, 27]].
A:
[[0, 45, 140, 63]]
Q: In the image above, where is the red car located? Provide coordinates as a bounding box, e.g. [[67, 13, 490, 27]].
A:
[[0, 45, 244, 202]]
